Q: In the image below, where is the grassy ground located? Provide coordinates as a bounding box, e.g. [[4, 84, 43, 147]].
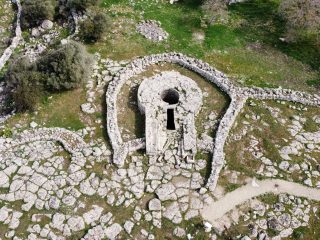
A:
[[5, 89, 86, 131], [85, 0, 320, 93], [223, 193, 320, 240], [0, 0, 14, 56], [225, 99, 320, 182]]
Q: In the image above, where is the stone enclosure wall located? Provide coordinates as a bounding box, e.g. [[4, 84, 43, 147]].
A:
[[106, 52, 320, 192]]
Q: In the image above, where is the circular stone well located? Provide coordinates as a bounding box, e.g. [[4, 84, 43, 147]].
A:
[[161, 89, 180, 105], [138, 71, 202, 114], [137, 71, 203, 156]]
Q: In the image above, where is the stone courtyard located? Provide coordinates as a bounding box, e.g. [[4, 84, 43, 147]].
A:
[[0, 0, 320, 239]]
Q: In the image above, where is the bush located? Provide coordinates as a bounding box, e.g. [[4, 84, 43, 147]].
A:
[[12, 77, 43, 112], [5, 41, 92, 112], [67, 0, 100, 11], [21, 0, 57, 29], [201, 0, 229, 25], [79, 13, 109, 42], [5, 57, 45, 111], [279, 0, 320, 42], [36, 41, 92, 90]]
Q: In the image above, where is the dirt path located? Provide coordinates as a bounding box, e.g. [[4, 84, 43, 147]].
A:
[[201, 179, 320, 222]]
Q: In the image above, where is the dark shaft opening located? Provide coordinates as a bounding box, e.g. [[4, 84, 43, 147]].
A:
[[167, 109, 175, 130]]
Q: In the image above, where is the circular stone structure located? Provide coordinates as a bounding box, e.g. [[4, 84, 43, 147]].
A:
[[161, 89, 180, 105], [138, 71, 202, 159]]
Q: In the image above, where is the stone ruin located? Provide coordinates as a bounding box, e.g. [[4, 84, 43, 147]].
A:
[[137, 71, 202, 164], [136, 20, 169, 42], [106, 52, 320, 192]]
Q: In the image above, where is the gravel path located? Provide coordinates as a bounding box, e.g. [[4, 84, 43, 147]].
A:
[[201, 178, 320, 222]]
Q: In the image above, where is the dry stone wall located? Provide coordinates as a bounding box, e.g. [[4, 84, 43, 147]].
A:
[[242, 87, 320, 106], [107, 52, 320, 192], [0, 0, 22, 71], [106, 52, 237, 167], [0, 128, 87, 155], [206, 97, 247, 191]]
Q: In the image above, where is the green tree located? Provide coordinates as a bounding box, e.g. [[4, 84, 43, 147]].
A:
[[201, 0, 229, 25], [67, 0, 100, 11], [6, 42, 92, 112], [21, 0, 56, 29], [79, 13, 109, 42], [279, 0, 320, 42], [36, 41, 92, 90]]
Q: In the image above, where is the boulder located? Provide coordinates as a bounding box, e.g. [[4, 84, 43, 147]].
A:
[[41, 20, 53, 30]]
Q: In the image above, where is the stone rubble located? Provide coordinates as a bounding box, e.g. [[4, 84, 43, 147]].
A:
[[136, 20, 169, 42]]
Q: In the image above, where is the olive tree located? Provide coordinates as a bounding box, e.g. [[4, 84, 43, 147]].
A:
[[6, 41, 92, 112], [21, 0, 57, 29], [79, 13, 110, 42], [201, 0, 229, 25], [36, 41, 93, 90], [279, 0, 320, 41], [67, 0, 100, 11]]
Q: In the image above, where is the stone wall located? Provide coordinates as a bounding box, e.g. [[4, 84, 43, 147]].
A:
[[0, 0, 22, 71], [0, 128, 87, 155], [206, 97, 247, 191], [106, 52, 237, 165], [242, 87, 320, 107], [106, 52, 320, 192]]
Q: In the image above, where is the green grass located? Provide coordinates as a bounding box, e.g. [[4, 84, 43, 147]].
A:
[[6, 89, 86, 131], [205, 24, 244, 50], [303, 118, 319, 133], [228, 0, 320, 71], [92, 0, 320, 92]]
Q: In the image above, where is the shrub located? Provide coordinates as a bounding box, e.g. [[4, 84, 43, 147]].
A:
[[79, 13, 109, 42], [279, 0, 320, 42], [5, 57, 34, 88], [5, 41, 92, 112], [21, 0, 57, 29], [36, 41, 92, 90], [12, 77, 43, 112], [201, 0, 229, 25], [5, 58, 44, 111], [67, 0, 100, 11]]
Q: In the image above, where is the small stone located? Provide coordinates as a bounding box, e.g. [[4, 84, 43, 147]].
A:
[[148, 198, 161, 211], [30, 122, 38, 128], [204, 221, 212, 232], [173, 227, 186, 237], [304, 178, 313, 187], [41, 20, 53, 30], [105, 223, 122, 240], [124, 220, 134, 234], [67, 216, 85, 232]]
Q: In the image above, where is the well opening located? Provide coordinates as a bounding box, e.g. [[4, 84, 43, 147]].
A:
[[161, 89, 179, 105]]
